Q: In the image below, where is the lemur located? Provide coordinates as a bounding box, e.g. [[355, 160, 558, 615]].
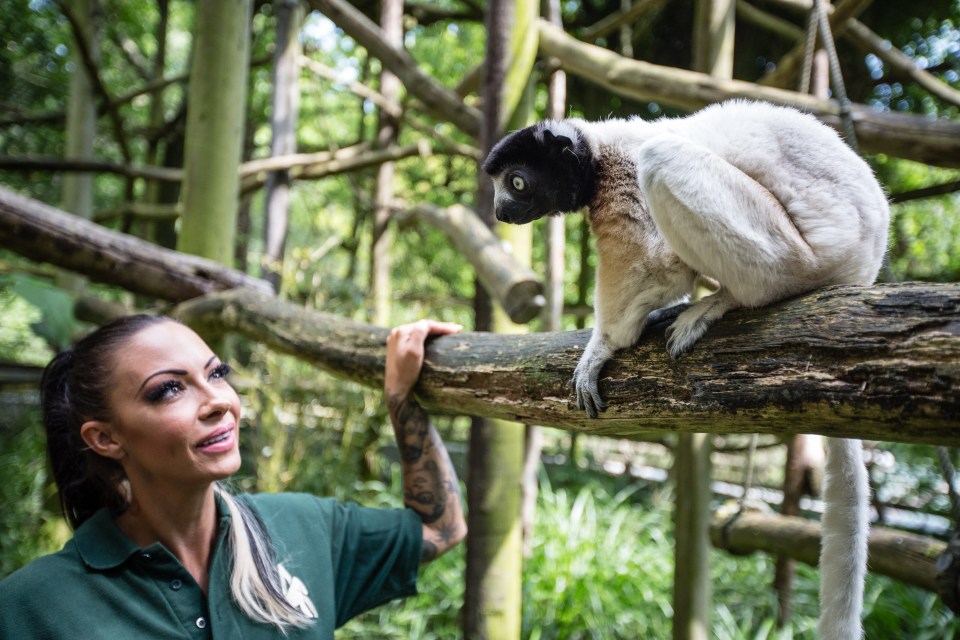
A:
[[483, 100, 889, 640]]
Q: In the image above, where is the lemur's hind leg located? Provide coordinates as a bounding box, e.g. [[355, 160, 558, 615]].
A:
[[665, 288, 739, 357], [637, 134, 816, 356]]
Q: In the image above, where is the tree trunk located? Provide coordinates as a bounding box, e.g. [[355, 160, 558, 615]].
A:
[[464, 1, 539, 637], [370, 0, 402, 326], [58, 0, 99, 299], [177, 0, 253, 264], [262, 0, 304, 291]]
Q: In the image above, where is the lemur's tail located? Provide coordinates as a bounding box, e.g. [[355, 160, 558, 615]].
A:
[[818, 438, 870, 640]]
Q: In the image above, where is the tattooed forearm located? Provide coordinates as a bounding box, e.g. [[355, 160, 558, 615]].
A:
[[388, 394, 431, 463], [388, 393, 467, 560]]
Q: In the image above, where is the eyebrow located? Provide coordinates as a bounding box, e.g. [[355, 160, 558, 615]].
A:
[[137, 355, 219, 394]]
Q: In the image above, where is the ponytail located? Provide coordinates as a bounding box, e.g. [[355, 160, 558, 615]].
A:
[[217, 485, 316, 632]]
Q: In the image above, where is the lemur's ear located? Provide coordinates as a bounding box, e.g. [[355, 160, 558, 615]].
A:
[[543, 129, 573, 151]]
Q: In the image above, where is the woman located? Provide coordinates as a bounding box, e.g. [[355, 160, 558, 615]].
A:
[[0, 315, 466, 638]]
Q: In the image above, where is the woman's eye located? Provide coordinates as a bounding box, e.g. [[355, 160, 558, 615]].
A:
[[145, 380, 184, 403], [511, 175, 526, 191], [210, 362, 232, 380]]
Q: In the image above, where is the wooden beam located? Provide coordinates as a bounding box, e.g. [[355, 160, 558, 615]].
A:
[[536, 20, 960, 168], [711, 510, 945, 593]]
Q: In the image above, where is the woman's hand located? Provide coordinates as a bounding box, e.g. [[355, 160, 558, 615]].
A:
[[384, 320, 462, 401]]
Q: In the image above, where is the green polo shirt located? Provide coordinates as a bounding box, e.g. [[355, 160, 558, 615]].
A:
[[0, 493, 423, 639]]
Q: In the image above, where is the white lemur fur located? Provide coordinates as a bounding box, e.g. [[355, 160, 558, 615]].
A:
[[483, 100, 888, 640]]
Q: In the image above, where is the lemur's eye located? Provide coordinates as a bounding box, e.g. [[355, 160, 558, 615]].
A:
[[511, 175, 526, 191]]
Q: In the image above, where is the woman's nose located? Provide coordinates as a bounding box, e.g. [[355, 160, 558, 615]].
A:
[[199, 384, 234, 420]]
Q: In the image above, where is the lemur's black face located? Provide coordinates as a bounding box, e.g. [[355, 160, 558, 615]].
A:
[[482, 123, 595, 225]]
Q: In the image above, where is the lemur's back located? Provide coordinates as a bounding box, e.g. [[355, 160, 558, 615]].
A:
[[578, 101, 889, 288]]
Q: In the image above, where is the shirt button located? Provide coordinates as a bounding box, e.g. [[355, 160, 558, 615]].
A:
[[195, 617, 207, 629], [170, 579, 182, 591]]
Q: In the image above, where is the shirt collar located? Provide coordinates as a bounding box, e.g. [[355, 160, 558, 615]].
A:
[[74, 494, 233, 570], [73, 508, 141, 570]]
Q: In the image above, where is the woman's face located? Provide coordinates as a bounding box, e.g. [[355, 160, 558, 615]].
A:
[[90, 321, 243, 491]]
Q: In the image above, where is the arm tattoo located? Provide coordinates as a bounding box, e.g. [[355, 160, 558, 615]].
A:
[[388, 394, 464, 558]]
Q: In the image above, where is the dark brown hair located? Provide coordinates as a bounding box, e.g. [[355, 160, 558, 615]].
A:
[[40, 314, 171, 528]]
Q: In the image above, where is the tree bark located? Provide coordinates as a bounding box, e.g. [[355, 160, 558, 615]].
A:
[[261, 0, 304, 291], [711, 511, 944, 593], [58, 0, 99, 298], [536, 20, 960, 168], [370, 0, 402, 326]]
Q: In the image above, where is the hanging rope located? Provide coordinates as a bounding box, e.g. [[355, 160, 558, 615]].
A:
[[937, 446, 960, 523], [801, 0, 860, 152], [935, 446, 960, 615], [799, 3, 819, 95]]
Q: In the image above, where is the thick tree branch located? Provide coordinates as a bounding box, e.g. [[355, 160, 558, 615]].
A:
[[308, 0, 482, 138], [536, 20, 960, 168]]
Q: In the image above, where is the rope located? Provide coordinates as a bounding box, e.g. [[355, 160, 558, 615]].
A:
[[812, 0, 860, 152], [799, 2, 819, 95], [936, 446, 960, 614], [937, 446, 960, 525]]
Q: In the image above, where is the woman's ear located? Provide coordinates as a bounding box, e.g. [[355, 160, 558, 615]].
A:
[[80, 421, 125, 460]]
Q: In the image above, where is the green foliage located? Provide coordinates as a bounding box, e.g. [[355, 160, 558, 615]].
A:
[[876, 157, 960, 282], [2, 273, 77, 352], [0, 399, 69, 577], [0, 277, 56, 365]]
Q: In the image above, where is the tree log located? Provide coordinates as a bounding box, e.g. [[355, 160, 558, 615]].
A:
[[711, 510, 945, 593], [536, 20, 960, 168], [170, 283, 960, 446], [395, 203, 545, 323], [0, 186, 271, 300]]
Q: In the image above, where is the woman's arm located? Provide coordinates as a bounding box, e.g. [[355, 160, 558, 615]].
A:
[[384, 320, 467, 562]]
